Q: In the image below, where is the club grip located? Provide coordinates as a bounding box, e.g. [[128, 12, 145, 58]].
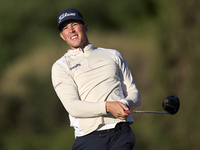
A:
[[124, 110, 131, 114]]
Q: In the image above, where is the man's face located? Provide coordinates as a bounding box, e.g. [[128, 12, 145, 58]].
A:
[[60, 20, 89, 50]]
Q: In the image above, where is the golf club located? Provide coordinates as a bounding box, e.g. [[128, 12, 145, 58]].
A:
[[125, 95, 180, 115]]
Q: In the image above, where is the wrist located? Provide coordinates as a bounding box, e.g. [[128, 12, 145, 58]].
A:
[[106, 101, 111, 113], [119, 99, 129, 108]]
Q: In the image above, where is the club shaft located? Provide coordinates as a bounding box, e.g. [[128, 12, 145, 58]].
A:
[[124, 110, 169, 114], [133, 111, 168, 114]]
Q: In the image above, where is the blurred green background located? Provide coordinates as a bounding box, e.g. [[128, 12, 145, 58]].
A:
[[0, 0, 200, 149]]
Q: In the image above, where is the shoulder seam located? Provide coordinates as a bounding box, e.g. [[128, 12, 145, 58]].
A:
[[56, 56, 70, 72], [99, 48, 118, 64]]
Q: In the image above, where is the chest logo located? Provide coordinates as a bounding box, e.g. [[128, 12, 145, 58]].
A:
[[70, 64, 81, 70]]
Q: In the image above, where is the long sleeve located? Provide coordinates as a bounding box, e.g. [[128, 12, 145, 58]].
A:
[[116, 51, 141, 110], [51, 62, 107, 118]]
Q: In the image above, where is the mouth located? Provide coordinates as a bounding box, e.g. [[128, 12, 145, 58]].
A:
[[70, 35, 78, 40]]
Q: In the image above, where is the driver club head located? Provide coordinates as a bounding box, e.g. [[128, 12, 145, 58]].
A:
[[162, 96, 180, 115]]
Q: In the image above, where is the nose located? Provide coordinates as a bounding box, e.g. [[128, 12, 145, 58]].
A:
[[69, 25, 75, 33]]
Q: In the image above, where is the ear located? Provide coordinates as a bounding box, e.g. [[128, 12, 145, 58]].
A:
[[84, 23, 89, 32], [60, 32, 65, 41]]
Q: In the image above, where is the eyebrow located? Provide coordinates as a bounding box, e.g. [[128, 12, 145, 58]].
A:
[[60, 20, 84, 31]]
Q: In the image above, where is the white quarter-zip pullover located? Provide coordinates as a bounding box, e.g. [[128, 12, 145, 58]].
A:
[[51, 44, 141, 137]]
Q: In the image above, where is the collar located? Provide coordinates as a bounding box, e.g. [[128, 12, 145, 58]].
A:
[[65, 43, 94, 57]]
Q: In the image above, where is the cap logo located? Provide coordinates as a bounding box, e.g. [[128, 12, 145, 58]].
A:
[[59, 12, 76, 23]]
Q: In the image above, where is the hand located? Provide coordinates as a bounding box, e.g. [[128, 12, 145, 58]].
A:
[[106, 101, 130, 120]]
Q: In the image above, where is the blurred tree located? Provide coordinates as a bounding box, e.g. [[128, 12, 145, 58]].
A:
[[149, 0, 200, 149], [4, 0, 200, 150]]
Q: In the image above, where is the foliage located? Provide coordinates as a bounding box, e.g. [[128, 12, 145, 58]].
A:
[[0, 0, 200, 150]]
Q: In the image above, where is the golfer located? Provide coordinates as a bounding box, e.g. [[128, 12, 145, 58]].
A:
[[51, 8, 141, 150]]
